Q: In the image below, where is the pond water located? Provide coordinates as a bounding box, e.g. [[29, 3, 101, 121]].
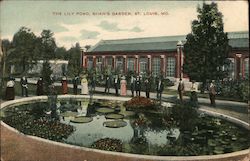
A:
[[2, 98, 250, 156]]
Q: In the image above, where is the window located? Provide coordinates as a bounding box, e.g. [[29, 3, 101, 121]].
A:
[[244, 58, 249, 78], [152, 57, 161, 77], [116, 57, 124, 73], [127, 57, 135, 72], [87, 57, 93, 69], [139, 57, 148, 74], [166, 57, 176, 77], [106, 57, 113, 69], [96, 57, 102, 72]]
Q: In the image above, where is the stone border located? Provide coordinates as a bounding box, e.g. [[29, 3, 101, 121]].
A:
[[1, 95, 250, 161]]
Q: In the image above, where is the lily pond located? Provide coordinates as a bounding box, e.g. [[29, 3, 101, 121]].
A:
[[1, 97, 250, 156]]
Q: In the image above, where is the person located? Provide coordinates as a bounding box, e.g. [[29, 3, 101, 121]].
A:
[[190, 80, 198, 107], [89, 74, 96, 96], [130, 75, 135, 97], [73, 75, 79, 95], [135, 75, 141, 96], [5, 77, 15, 100], [209, 80, 216, 107], [104, 75, 111, 94], [144, 77, 151, 98], [61, 75, 68, 94], [36, 77, 44, 96], [156, 77, 164, 100], [178, 78, 185, 103], [114, 75, 120, 96], [20, 76, 28, 97], [81, 75, 89, 95], [120, 76, 127, 96]]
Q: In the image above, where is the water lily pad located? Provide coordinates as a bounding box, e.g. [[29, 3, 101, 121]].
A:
[[60, 111, 78, 117], [231, 137, 237, 141], [208, 139, 216, 146], [0, 111, 6, 118], [103, 120, 127, 128], [105, 113, 124, 119], [214, 147, 224, 154], [96, 108, 115, 113], [119, 111, 135, 117], [70, 116, 93, 123]]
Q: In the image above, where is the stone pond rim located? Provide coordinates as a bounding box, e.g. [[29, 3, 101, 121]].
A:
[[1, 95, 249, 161]]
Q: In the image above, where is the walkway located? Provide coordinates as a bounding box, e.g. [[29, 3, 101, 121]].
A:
[[1, 86, 249, 161], [3, 80, 249, 122]]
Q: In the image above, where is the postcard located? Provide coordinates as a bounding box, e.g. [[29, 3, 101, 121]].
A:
[[0, 1, 249, 161]]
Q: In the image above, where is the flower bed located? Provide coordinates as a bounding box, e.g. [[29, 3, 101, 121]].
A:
[[91, 138, 123, 152], [2, 110, 74, 141], [125, 97, 156, 111]]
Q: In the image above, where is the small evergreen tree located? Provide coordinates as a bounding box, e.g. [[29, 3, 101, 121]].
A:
[[41, 60, 53, 94], [183, 2, 230, 92], [67, 43, 82, 76]]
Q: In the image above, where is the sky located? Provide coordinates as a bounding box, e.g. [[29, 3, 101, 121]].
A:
[[0, 0, 248, 49]]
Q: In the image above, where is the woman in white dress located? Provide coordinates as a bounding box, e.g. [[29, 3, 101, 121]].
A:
[[81, 75, 89, 95]]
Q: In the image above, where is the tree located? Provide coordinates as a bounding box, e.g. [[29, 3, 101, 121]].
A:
[[84, 45, 91, 51], [183, 2, 230, 92], [40, 30, 57, 60], [11, 27, 38, 73], [41, 60, 53, 94], [55, 47, 68, 60], [1, 39, 12, 75], [67, 43, 83, 76]]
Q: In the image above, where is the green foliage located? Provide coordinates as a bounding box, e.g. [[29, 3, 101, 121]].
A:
[[241, 80, 249, 102], [2, 110, 74, 141], [31, 103, 48, 119], [171, 104, 198, 131], [67, 43, 82, 76], [164, 78, 175, 87], [219, 79, 249, 102], [55, 47, 68, 59], [40, 30, 57, 60], [3, 27, 61, 76], [41, 60, 53, 94], [9, 27, 39, 73], [183, 3, 230, 86]]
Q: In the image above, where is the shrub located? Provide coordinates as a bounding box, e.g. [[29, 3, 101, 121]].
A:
[[218, 79, 249, 102], [170, 104, 198, 132]]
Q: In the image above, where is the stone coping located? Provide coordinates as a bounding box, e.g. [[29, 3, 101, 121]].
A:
[[1, 95, 250, 161]]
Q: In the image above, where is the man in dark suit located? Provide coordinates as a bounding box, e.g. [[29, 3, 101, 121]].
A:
[[144, 76, 151, 98], [156, 77, 164, 100], [130, 75, 135, 97], [104, 75, 111, 94], [114, 75, 120, 96], [73, 75, 79, 95], [20, 76, 28, 97], [135, 75, 141, 96]]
